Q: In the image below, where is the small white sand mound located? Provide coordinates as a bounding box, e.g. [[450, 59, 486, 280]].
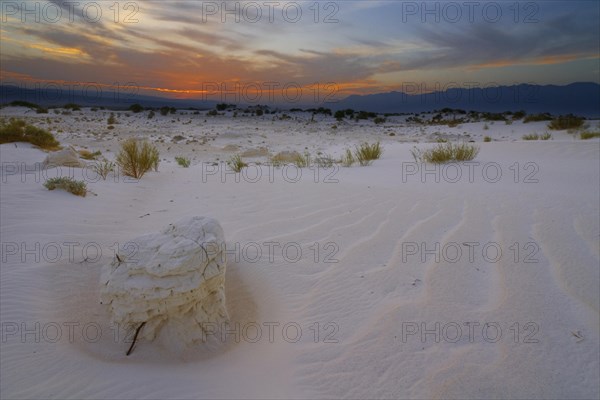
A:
[[42, 146, 86, 168], [100, 216, 228, 347]]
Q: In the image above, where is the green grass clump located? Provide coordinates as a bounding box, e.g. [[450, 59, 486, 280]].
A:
[[116, 139, 160, 179], [580, 131, 600, 140], [0, 118, 61, 150], [175, 156, 191, 168], [412, 142, 479, 164], [44, 177, 87, 197], [228, 154, 247, 172], [547, 114, 584, 130], [354, 142, 382, 166]]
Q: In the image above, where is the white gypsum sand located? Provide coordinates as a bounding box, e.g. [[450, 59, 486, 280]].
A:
[[1, 107, 599, 399]]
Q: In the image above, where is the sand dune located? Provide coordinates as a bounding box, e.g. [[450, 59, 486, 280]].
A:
[[1, 108, 598, 398]]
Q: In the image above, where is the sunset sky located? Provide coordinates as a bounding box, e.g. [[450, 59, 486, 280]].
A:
[[1, 0, 599, 104]]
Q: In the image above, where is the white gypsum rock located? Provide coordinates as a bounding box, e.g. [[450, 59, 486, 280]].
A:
[[100, 216, 228, 347]]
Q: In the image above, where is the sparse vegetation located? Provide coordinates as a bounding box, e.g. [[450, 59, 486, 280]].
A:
[[547, 114, 584, 130], [411, 142, 479, 163], [228, 154, 247, 172], [44, 177, 87, 197], [523, 132, 552, 141], [175, 156, 191, 168], [522, 133, 540, 140], [0, 118, 61, 150], [483, 136, 492, 142], [523, 113, 553, 123], [116, 139, 160, 179], [107, 113, 117, 125], [92, 160, 115, 180], [63, 103, 81, 111], [129, 104, 144, 113], [354, 142, 382, 166], [340, 149, 355, 167], [293, 152, 311, 168], [147, 110, 155, 119], [78, 149, 102, 160], [314, 154, 336, 168], [580, 131, 600, 140]]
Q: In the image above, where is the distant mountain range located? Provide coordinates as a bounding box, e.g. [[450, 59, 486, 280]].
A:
[[330, 82, 600, 117], [2, 82, 599, 117], [0, 85, 216, 110]]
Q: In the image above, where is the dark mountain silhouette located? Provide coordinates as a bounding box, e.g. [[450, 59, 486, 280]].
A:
[[2, 82, 599, 117], [330, 83, 600, 117]]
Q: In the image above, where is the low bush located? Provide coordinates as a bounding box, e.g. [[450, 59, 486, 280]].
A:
[[412, 142, 479, 163], [175, 156, 191, 168], [547, 114, 584, 130], [116, 139, 160, 179], [0, 118, 61, 150], [580, 131, 600, 140], [44, 177, 87, 197]]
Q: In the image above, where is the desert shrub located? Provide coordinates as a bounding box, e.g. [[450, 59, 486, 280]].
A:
[[314, 154, 336, 168], [79, 149, 102, 160], [340, 149, 355, 167], [256, 109, 264, 116], [36, 107, 48, 114], [293, 152, 311, 168], [523, 113, 552, 123], [129, 104, 144, 113], [412, 142, 479, 163], [547, 114, 584, 130], [107, 113, 117, 125], [116, 139, 160, 179], [354, 142, 382, 166], [483, 136, 492, 142], [227, 154, 247, 172], [175, 156, 191, 168], [334, 110, 345, 121], [540, 132, 552, 140], [483, 123, 489, 130], [505, 119, 513, 125], [63, 103, 80, 111], [92, 160, 115, 180], [374, 117, 386, 125], [580, 131, 600, 140], [147, 110, 155, 119], [44, 177, 87, 197], [160, 106, 170, 116], [207, 110, 219, 116], [216, 103, 228, 111], [436, 137, 448, 143], [0, 118, 60, 150], [9, 100, 40, 109], [512, 110, 526, 120], [522, 133, 540, 140]]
